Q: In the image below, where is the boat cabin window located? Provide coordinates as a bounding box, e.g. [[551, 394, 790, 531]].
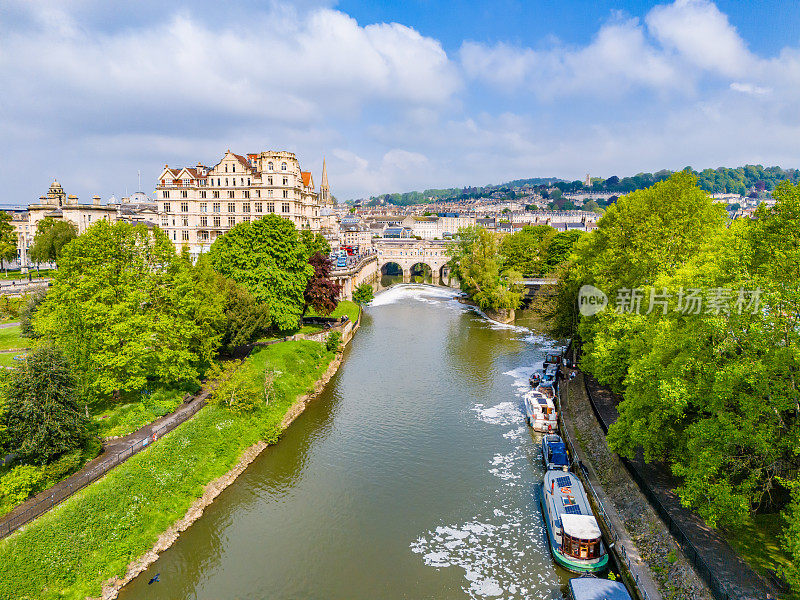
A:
[[562, 533, 601, 559]]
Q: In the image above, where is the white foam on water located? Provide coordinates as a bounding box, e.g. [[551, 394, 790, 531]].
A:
[[502, 426, 526, 440], [472, 402, 524, 426], [410, 509, 559, 600], [502, 366, 536, 394], [369, 284, 459, 307], [488, 452, 521, 481]]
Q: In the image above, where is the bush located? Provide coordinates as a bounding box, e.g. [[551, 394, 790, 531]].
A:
[[208, 362, 264, 413], [352, 283, 374, 305], [0, 464, 44, 512], [326, 331, 342, 353]]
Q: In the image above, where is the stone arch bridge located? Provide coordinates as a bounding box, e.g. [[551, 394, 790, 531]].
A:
[[373, 239, 453, 283]]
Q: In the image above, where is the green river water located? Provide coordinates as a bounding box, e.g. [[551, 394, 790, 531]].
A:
[[119, 284, 577, 600]]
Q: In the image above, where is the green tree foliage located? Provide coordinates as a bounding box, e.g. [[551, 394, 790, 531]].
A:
[[192, 256, 269, 350], [500, 225, 554, 276], [19, 289, 46, 338], [448, 226, 522, 312], [34, 221, 216, 399], [2, 347, 89, 464], [553, 174, 800, 590], [208, 214, 313, 331], [326, 330, 342, 353], [208, 361, 263, 414], [299, 230, 331, 259], [28, 218, 77, 264], [0, 212, 16, 269], [352, 283, 375, 305]]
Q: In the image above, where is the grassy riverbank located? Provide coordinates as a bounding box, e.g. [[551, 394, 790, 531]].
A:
[[0, 340, 334, 600]]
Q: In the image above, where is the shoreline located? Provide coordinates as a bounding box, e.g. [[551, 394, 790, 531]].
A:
[[99, 319, 359, 600]]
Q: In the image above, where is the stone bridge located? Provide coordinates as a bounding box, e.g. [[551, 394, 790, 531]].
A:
[[331, 254, 379, 300], [373, 239, 453, 283]]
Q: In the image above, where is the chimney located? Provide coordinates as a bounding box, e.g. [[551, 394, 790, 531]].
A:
[[92, 195, 101, 206]]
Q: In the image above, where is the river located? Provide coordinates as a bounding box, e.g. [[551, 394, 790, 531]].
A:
[[119, 284, 574, 600]]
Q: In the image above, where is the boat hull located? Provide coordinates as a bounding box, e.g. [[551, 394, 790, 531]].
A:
[[539, 485, 609, 574]]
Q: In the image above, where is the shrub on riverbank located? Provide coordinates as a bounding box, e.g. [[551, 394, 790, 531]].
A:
[[0, 340, 334, 600]]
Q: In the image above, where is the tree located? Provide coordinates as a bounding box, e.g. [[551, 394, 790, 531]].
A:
[[500, 225, 554, 276], [28, 218, 77, 264], [582, 199, 603, 213], [299, 230, 331, 259], [34, 221, 214, 399], [19, 289, 47, 338], [192, 256, 270, 350], [303, 252, 341, 316], [448, 226, 522, 312], [2, 347, 89, 464], [0, 212, 16, 270], [208, 361, 262, 414], [352, 283, 374, 305], [208, 215, 314, 331]]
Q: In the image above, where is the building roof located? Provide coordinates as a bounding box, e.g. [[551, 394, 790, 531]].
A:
[[561, 514, 600, 539], [301, 171, 312, 187]]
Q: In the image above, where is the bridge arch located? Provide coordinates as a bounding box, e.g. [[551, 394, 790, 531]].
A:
[[409, 262, 434, 283], [380, 261, 405, 277]]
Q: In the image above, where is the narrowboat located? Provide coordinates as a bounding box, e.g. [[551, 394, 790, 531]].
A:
[[540, 470, 608, 573], [529, 371, 541, 387], [540, 363, 558, 388], [543, 352, 563, 369], [523, 391, 558, 433], [568, 576, 631, 600], [542, 433, 569, 471]]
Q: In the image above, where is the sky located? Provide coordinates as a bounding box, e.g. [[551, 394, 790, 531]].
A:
[[1, 0, 799, 202]]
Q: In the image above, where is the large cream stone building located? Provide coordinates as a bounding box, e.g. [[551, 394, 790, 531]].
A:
[[13, 181, 157, 267], [155, 150, 331, 258]]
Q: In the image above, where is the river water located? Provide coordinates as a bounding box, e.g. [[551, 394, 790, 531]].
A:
[[120, 285, 573, 600]]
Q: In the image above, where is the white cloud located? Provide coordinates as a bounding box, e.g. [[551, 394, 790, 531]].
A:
[[646, 0, 754, 77], [459, 17, 684, 97], [730, 82, 771, 96]]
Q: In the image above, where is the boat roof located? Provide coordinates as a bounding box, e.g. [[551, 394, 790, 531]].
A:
[[526, 391, 554, 407], [569, 577, 632, 600], [561, 514, 601, 539]]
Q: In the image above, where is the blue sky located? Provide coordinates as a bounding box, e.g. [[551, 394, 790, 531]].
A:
[[1, 0, 799, 202]]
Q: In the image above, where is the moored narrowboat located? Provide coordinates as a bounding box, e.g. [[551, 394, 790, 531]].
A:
[[540, 470, 608, 573], [542, 433, 569, 471], [567, 576, 632, 600]]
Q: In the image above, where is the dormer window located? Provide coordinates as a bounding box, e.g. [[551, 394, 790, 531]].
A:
[[268, 162, 274, 171], [281, 162, 287, 171]]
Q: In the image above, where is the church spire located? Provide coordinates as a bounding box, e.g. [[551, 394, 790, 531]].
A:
[[321, 157, 329, 189], [320, 157, 331, 204]]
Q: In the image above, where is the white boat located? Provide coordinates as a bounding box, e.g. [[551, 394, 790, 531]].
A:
[[540, 470, 609, 573], [523, 390, 558, 433]]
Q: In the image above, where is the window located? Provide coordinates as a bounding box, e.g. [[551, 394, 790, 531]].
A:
[[225, 178, 229, 187], [281, 162, 287, 171], [228, 191, 235, 199], [213, 216, 221, 227], [233, 164, 236, 173], [199, 231, 209, 241], [180, 190, 188, 199], [268, 161, 274, 171], [183, 178, 189, 186], [182, 217, 188, 227], [247, 178, 250, 185], [182, 231, 189, 241], [243, 215, 251, 223], [228, 202, 235, 213], [162, 191, 170, 199], [217, 178, 220, 186], [161, 217, 168, 226], [255, 189, 260, 198], [242, 203, 250, 213], [213, 191, 220, 199], [282, 202, 290, 213], [225, 164, 228, 173], [200, 191, 206, 199], [243, 190, 250, 199], [163, 202, 171, 213], [268, 189, 273, 197], [268, 176, 273, 185], [240, 178, 244, 186], [200, 216, 208, 227], [200, 202, 207, 213], [267, 202, 275, 213], [255, 202, 262, 213], [213, 202, 220, 213], [228, 217, 235, 227], [283, 190, 289, 198], [180, 202, 188, 212]]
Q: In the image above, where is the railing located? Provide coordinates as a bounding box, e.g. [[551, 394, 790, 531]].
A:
[[556, 380, 654, 600], [0, 396, 206, 540]]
